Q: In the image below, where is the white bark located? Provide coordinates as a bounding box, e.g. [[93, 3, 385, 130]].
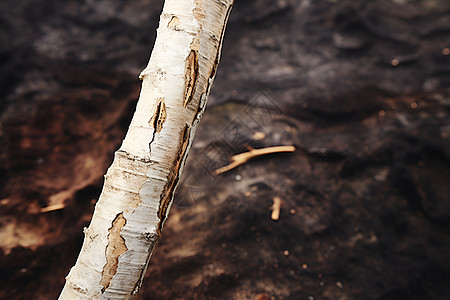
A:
[[59, 0, 234, 298]]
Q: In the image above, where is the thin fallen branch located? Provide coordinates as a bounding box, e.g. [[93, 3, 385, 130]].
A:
[[214, 145, 296, 175], [40, 203, 65, 213], [271, 196, 281, 221]]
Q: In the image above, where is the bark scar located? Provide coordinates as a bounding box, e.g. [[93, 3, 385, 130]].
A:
[[184, 50, 199, 107], [157, 125, 191, 235], [149, 98, 167, 134], [149, 98, 166, 152], [167, 16, 180, 29], [100, 213, 128, 293]]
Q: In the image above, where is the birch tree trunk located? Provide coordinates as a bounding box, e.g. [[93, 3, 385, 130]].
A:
[[59, 0, 234, 298]]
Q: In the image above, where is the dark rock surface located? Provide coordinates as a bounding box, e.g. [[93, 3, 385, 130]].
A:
[[1, 0, 450, 299]]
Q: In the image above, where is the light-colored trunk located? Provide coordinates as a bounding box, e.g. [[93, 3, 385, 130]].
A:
[[59, 0, 234, 298]]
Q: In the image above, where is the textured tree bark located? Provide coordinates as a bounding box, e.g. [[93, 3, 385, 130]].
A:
[[59, 0, 234, 298]]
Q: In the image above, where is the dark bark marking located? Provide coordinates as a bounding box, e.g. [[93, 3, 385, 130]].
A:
[[149, 98, 167, 134], [184, 50, 199, 108], [157, 125, 191, 235]]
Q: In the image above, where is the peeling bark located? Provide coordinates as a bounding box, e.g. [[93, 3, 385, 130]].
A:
[[183, 50, 199, 108], [149, 98, 166, 134], [157, 124, 191, 236], [59, 0, 234, 299], [100, 213, 128, 293]]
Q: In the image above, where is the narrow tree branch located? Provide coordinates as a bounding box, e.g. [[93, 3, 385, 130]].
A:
[[59, 0, 235, 299]]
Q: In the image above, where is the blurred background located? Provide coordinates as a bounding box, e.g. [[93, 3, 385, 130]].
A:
[[1, 0, 450, 299]]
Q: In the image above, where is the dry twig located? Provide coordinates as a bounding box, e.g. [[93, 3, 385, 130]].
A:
[[214, 145, 296, 175], [271, 196, 281, 220], [40, 203, 65, 213]]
